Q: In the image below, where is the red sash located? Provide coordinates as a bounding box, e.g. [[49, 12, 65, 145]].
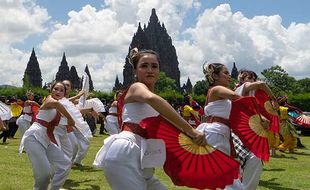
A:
[[117, 88, 129, 129], [66, 125, 74, 133], [206, 116, 230, 126], [37, 111, 61, 145], [122, 122, 147, 138], [108, 113, 118, 117]]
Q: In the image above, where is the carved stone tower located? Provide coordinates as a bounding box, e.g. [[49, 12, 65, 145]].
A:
[[23, 48, 43, 87], [120, 8, 181, 89]]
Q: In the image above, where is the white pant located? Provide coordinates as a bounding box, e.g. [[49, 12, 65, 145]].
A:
[[24, 135, 71, 190], [104, 160, 167, 190], [204, 132, 231, 155], [104, 116, 120, 135], [54, 125, 73, 160], [102, 134, 167, 190], [242, 154, 263, 190], [204, 132, 244, 190], [68, 128, 90, 164], [17, 116, 31, 138], [68, 132, 78, 162]]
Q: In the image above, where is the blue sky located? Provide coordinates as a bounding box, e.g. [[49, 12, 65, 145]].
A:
[[1, 0, 310, 91], [36, 0, 310, 26], [203, 0, 310, 26], [16, 0, 310, 50]]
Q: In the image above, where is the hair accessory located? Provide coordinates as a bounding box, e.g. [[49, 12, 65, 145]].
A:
[[128, 47, 139, 66], [202, 61, 215, 84]]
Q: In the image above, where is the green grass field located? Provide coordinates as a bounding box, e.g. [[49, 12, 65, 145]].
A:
[[1, 130, 310, 190]]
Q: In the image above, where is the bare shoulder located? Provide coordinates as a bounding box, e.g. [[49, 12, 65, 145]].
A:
[[211, 85, 228, 93], [126, 82, 154, 103], [111, 101, 117, 107], [127, 82, 150, 96], [41, 97, 59, 109], [244, 81, 265, 90], [129, 82, 148, 91]]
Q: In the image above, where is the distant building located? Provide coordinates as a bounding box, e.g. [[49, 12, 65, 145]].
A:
[[55, 52, 81, 90], [182, 77, 193, 94], [69, 66, 81, 90], [23, 48, 42, 87], [231, 62, 238, 80], [115, 8, 181, 90], [112, 75, 122, 92], [55, 52, 70, 82]]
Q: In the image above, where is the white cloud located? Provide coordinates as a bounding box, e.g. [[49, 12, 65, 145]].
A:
[[39, 1, 199, 91], [0, 47, 30, 86], [41, 5, 136, 56], [1, 2, 310, 91], [0, 0, 49, 45], [38, 4, 137, 91], [0, 0, 49, 87], [104, 0, 198, 37], [177, 4, 310, 86]]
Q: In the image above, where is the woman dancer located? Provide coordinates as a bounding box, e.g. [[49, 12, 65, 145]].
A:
[[20, 82, 75, 190], [234, 69, 277, 189], [0, 100, 11, 142], [62, 80, 93, 167], [17, 90, 40, 139], [196, 63, 244, 189], [94, 48, 204, 190], [104, 91, 121, 135]]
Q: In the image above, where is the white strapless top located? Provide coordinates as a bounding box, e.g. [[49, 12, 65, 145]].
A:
[[122, 102, 159, 124], [204, 99, 231, 119], [235, 83, 255, 96], [23, 105, 31, 113], [36, 109, 57, 122], [109, 106, 117, 114]]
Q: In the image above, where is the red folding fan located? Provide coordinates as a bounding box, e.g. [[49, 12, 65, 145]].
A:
[[140, 116, 240, 190], [295, 114, 310, 128], [255, 89, 280, 133], [230, 96, 270, 161]]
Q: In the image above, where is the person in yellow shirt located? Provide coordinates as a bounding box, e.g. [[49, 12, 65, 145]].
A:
[[277, 96, 299, 153], [8, 97, 23, 139], [182, 95, 200, 128]]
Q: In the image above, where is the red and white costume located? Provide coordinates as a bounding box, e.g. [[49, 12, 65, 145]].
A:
[[20, 109, 71, 190], [93, 102, 167, 190]]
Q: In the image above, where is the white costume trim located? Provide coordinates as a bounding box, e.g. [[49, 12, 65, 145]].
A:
[[0, 101, 12, 120], [59, 98, 92, 139]]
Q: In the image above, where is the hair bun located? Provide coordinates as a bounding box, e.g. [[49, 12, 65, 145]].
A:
[[202, 61, 215, 84], [128, 47, 139, 65]]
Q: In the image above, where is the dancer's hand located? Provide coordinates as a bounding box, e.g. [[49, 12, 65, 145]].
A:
[[90, 108, 99, 120], [261, 116, 270, 130], [67, 118, 75, 128], [191, 130, 207, 146], [77, 90, 85, 98], [271, 99, 279, 111]]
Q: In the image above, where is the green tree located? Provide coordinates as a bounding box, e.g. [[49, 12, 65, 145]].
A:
[[193, 80, 208, 95], [296, 78, 310, 93], [23, 74, 31, 89], [261, 65, 298, 96], [155, 72, 177, 93]]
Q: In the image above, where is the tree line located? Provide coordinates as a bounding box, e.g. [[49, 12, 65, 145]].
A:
[[1, 65, 309, 111]]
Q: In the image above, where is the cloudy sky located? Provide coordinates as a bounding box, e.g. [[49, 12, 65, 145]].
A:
[[1, 0, 310, 91]]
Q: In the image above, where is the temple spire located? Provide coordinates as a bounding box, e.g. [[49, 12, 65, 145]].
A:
[[23, 48, 42, 87]]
